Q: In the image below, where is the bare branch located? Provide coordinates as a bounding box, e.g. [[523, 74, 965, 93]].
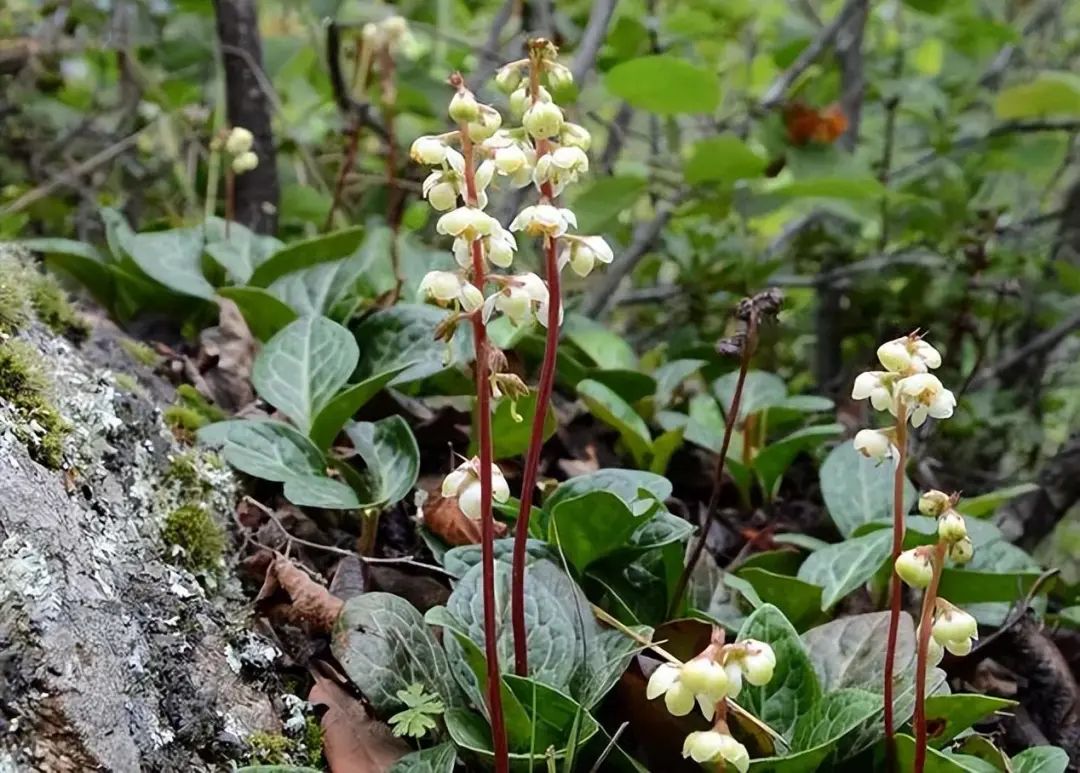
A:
[[967, 308, 1080, 390], [571, 0, 618, 83]]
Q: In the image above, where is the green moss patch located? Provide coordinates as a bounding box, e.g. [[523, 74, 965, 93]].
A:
[[164, 384, 226, 442], [120, 339, 162, 369], [0, 339, 68, 468], [29, 273, 89, 342], [162, 503, 225, 573]]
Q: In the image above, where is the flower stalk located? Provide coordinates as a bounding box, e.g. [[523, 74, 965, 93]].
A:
[[913, 540, 946, 773], [882, 402, 907, 753]]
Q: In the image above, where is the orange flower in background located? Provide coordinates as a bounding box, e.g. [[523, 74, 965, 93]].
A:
[[783, 102, 848, 146]]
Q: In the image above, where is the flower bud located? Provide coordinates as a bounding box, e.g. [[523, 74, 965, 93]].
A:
[[895, 548, 933, 589], [493, 144, 528, 175], [948, 536, 974, 565], [937, 510, 967, 543], [918, 489, 952, 518], [509, 204, 576, 237], [679, 658, 728, 701], [523, 100, 564, 139], [739, 640, 776, 686], [878, 338, 913, 372], [547, 62, 573, 90], [509, 87, 530, 118], [468, 105, 503, 142], [932, 607, 977, 645], [224, 126, 254, 155], [380, 15, 408, 41], [854, 428, 893, 461], [427, 181, 458, 211], [410, 135, 448, 165], [494, 63, 522, 94], [448, 89, 481, 123], [560, 122, 592, 151], [231, 151, 259, 174], [437, 206, 497, 240]]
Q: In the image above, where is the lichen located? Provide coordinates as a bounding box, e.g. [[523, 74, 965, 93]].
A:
[[165, 452, 207, 493], [119, 338, 162, 369], [0, 339, 68, 468], [28, 272, 89, 343], [162, 503, 225, 573], [164, 384, 226, 442]]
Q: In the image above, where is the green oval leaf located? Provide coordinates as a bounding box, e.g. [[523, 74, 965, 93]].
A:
[[820, 441, 916, 537], [684, 134, 767, 184], [995, 72, 1080, 119], [354, 304, 472, 385], [797, 529, 892, 610], [308, 363, 411, 451], [204, 217, 283, 284], [128, 226, 215, 299], [343, 416, 420, 508], [249, 225, 365, 286], [198, 419, 324, 482], [577, 379, 652, 467], [216, 286, 299, 341], [549, 491, 650, 572], [605, 55, 721, 114]]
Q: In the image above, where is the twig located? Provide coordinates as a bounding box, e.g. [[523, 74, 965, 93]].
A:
[[969, 569, 1060, 654], [966, 308, 1080, 390], [597, 102, 635, 175], [570, 0, 618, 83], [758, 0, 867, 110]]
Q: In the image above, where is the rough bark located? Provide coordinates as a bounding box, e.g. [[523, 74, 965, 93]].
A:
[[995, 431, 1080, 549], [0, 246, 280, 771], [213, 0, 279, 235]]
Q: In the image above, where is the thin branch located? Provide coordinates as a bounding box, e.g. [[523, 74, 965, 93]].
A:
[[571, 0, 618, 83], [967, 308, 1080, 390], [758, 0, 867, 110]]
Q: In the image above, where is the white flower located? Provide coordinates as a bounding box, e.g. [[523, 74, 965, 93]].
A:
[[918, 489, 952, 517], [922, 626, 945, 667], [896, 373, 956, 427], [437, 207, 498, 240], [559, 235, 613, 277], [682, 731, 749, 772], [645, 662, 715, 720], [944, 636, 972, 656], [441, 457, 510, 520], [448, 89, 480, 123], [493, 143, 529, 175], [932, 607, 977, 646], [895, 548, 933, 589], [483, 273, 559, 328], [453, 228, 517, 270], [418, 271, 483, 312], [738, 639, 776, 686], [225, 126, 253, 155], [676, 658, 729, 701], [510, 204, 577, 237], [533, 145, 589, 195], [547, 62, 573, 90], [523, 100, 564, 139], [937, 511, 967, 543], [723, 661, 743, 699], [878, 336, 942, 373], [410, 135, 448, 165], [560, 122, 592, 151], [422, 171, 458, 211], [468, 105, 503, 142], [231, 151, 258, 174], [495, 63, 522, 93], [851, 371, 894, 412], [877, 338, 914, 373], [853, 428, 893, 462]]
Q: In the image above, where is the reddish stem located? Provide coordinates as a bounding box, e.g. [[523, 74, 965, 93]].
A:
[[461, 123, 510, 773], [883, 404, 909, 768], [324, 123, 362, 232], [511, 52, 561, 677], [913, 542, 946, 773]]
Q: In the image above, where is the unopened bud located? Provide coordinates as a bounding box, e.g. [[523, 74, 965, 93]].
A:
[[948, 536, 974, 565], [449, 89, 481, 123], [937, 510, 967, 543], [224, 126, 254, 155], [547, 62, 573, 90], [231, 151, 259, 174], [494, 64, 522, 94], [523, 100, 564, 139], [918, 489, 952, 517], [895, 548, 933, 589]]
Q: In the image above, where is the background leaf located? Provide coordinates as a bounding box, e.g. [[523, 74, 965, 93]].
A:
[[605, 55, 721, 114], [797, 529, 892, 609], [820, 441, 916, 536]]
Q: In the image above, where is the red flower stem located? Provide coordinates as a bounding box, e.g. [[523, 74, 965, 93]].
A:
[[460, 112, 510, 773], [883, 403, 909, 769], [913, 542, 946, 773], [511, 48, 560, 677]]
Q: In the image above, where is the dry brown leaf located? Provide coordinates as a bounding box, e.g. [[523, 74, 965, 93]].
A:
[[422, 493, 506, 546], [196, 298, 256, 411], [258, 556, 344, 631], [309, 671, 409, 773]]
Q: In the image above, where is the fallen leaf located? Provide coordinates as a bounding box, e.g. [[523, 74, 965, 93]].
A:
[[421, 493, 506, 546], [257, 556, 344, 631], [196, 298, 256, 412], [330, 555, 366, 602], [309, 670, 409, 772]]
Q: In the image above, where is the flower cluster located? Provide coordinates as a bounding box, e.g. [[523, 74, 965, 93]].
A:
[[646, 635, 775, 771], [852, 334, 956, 461], [222, 126, 258, 175], [927, 602, 978, 662]]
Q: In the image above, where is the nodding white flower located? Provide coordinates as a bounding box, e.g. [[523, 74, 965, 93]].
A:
[[682, 731, 750, 772], [509, 85, 551, 118], [878, 336, 942, 373], [949, 536, 974, 565], [645, 663, 715, 720], [737, 639, 777, 686], [418, 271, 483, 312], [410, 135, 449, 165], [483, 273, 560, 328], [676, 658, 729, 701], [895, 548, 933, 589], [932, 607, 978, 647], [723, 661, 743, 699], [510, 204, 577, 237], [494, 63, 522, 93], [560, 235, 613, 277], [441, 457, 510, 520], [922, 627, 945, 667], [474, 159, 497, 194], [437, 206, 498, 241], [448, 89, 481, 123], [547, 62, 574, 90], [853, 428, 893, 462], [533, 146, 589, 196], [224, 126, 254, 155], [467, 105, 503, 142], [380, 15, 408, 41], [896, 373, 956, 427], [560, 122, 592, 151], [422, 171, 459, 211], [918, 489, 952, 518], [493, 143, 530, 175], [938, 511, 967, 543], [523, 100, 564, 139], [453, 227, 517, 270], [231, 151, 259, 174], [944, 636, 972, 656], [851, 371, 894, 412]]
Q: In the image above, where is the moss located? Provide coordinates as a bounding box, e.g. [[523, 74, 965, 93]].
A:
[[302, 715, 324, 767], [120, 339, 162, 369], [28, 273, 90, 342], [113, 372, 140, 394], [0, 339, 68, 468], [246, 731, 295, 766], [164, 384, 226, 442], [165, 451, 211, 495], [0, 270, 30, 334], [162, 503, 225, 573]]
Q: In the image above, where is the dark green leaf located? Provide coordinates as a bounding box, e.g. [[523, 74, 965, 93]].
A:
[[797, 530, 892, 610], [923, 694, 1017, 748], [343, 416, 420, 508], [995, 72, 1080, 119], [249, 226, 365, 286], [895, 733, 979, 772], [485, 391, 556, 460], [565, 314, 637, 369], [251, 316, 359, 434], [684, 134, 767, 184], [578, 379, 652, 467], [605, 55, 721, 114], [387, 742, 457, 773], [127, 227, 215, 299], [753, 424, 842, 495], [21, 238, 115, 310], [198, 419, 324, 482], [586, 368, 657, 404], [820, 440, 916, 537], [653, 359, 706, 408], [714, 370, 788, 420], [308, 364, 410, 451], [216, 286, 299, 341], [267, 251, 372, 318], [544, 469, 672, 515], [203, 217, 283, 283], [1011, 746, 1070, 773], [282, 474, 360, 509], [549, 491, 651, 572], [442, 538, 555, 579], [789, 687, 882, 752], [802, 610, 916, 694], [736, 569, 825, 631], [957, 483, 1038, 518], [354, 304, 471, 385], [568, 176, 648, 232]]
